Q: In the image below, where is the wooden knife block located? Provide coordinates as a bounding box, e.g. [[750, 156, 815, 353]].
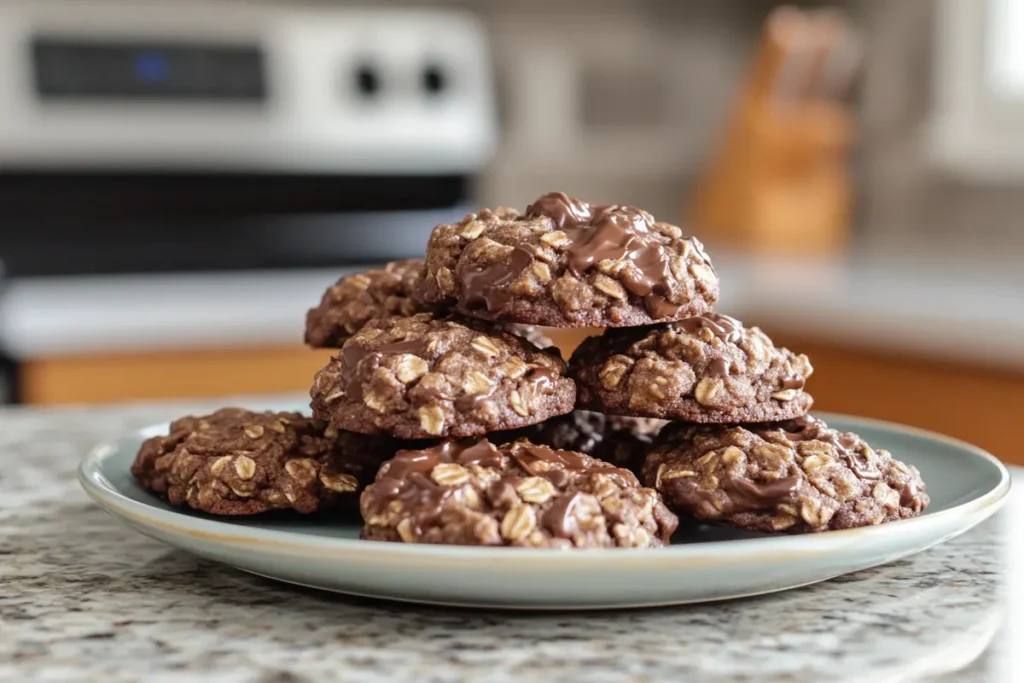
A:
[[691, 8, 856, 257]]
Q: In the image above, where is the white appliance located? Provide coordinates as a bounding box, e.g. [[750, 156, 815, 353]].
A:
[[0, 0, 497, 272], [0, 0, 496, 173], [0, 1, 498, 400]]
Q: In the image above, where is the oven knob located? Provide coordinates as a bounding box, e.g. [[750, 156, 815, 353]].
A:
[[353, 62, 381, 98], [421, 63, 448, 96]]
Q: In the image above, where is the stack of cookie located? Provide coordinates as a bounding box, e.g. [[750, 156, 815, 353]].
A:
[[132, 192, 928, 547]]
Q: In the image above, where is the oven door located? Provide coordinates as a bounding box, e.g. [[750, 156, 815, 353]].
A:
[[0, 171, 470, 275]]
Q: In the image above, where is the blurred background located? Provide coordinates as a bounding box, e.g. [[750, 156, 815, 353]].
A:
[[0, 0, 1021, 462]]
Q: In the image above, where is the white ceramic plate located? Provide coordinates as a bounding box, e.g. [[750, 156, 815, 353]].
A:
[[79, 410, 1011, 610]]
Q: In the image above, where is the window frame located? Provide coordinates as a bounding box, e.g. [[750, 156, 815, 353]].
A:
[[927, 0, 1024, 179]]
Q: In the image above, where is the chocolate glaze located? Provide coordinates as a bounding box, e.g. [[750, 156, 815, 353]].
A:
[[487, 479, 519, 506], [523, 192, 707, 318], [563, 207, 651, 276], [367, 436, 669, 544], [621, 241, 687, 317], [459, 244, 535, 313], [676, 314, 742, 344], [775, 415, 819, 441], [453, 367, 554, 413], [367, 441, 503, 526], [517, 442, 633, 491], [339, 343, 370, 400], [368, 471, 452, 530], [642, 295, 682, 318], [843, 454, 882, 481], [542, 491, 584, 537], [667, 475, 801, 517], [455, 392, 491, 411], [378, 338, 431, 356], [523, 367, 556, 394], [721, 477, 801, 511], [766, 419, 882, 481], [386, 440, 503, 481], [618, 242, 670, 297], [339, 336, 431, 400], [514, 443, 592, 472], [525, 191, 591, 229]]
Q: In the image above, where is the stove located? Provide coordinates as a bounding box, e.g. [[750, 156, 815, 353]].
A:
[[0, 1, 497, 402], [0, 0, 497, 275]]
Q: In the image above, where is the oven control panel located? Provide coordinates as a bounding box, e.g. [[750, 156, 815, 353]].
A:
[[0, 1, 496, 173], [31, 37, 268, 102]]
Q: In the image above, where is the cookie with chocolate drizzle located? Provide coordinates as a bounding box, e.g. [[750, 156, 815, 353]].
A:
[[305, 259, 429, 348], [644, 416, 929, 533], [310, 313, 575, 439], [131, 408, 404, 516], [360, 438, 678, 548], [418, 192, 719, 327], [570, 313, 814, 423]]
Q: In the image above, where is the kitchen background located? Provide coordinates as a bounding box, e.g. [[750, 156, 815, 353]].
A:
[[1, 0, 1022, 461]]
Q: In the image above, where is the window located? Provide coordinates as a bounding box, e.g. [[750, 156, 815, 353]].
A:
[[988, 0, 1024, 98], [928, 0, 1024, 178]]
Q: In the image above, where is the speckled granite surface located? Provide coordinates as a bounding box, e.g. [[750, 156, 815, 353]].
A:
[[0, 400, 1019, 683]]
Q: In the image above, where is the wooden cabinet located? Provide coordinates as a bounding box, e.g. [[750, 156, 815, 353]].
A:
[[766, 335, 1024, 465], [21, 346, 335, 405]]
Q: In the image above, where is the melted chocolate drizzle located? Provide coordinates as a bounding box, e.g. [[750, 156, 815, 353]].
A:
[[766, 418, 882, 481], [643, 295, 683, 318], [523, 192, 706, 318], [542, 491, 584, 537], [562, 206, 652, 276], [454, 393, 491, 411], [523, 367, 556, 394], [525, 192, 591, 229], [369, 437, 639, 542], [459, 245, 535, 313], [455, 367, 555, 413], [386, 440, 503, 481], [676, 314, 742, 344], [667, 475, 801, 517], [512, 443, 592, 472], [339, 336, 431, 401], [720, 477, 801, 511], [366, 440, 509, 534]]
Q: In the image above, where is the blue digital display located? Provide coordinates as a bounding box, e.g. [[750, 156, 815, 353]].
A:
[[33, 37, 266, 101], [134, 52, 169, 83]]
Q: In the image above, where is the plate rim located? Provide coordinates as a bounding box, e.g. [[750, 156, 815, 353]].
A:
[[78, 411, 1013, 570]]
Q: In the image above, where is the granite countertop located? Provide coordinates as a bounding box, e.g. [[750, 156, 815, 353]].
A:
[[1, 400, 1020, 682]]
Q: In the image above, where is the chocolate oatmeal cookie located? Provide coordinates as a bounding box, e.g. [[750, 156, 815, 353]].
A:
[[496, 410, 665, 476], [418, 191, 719, 327], [131, 408, 401, 515], [570, 313, 813, 423], [361, 439, 678, 548], [644, 416, 929, 533], [310, 313, 575, 439], [305, 259, 427, 348]]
